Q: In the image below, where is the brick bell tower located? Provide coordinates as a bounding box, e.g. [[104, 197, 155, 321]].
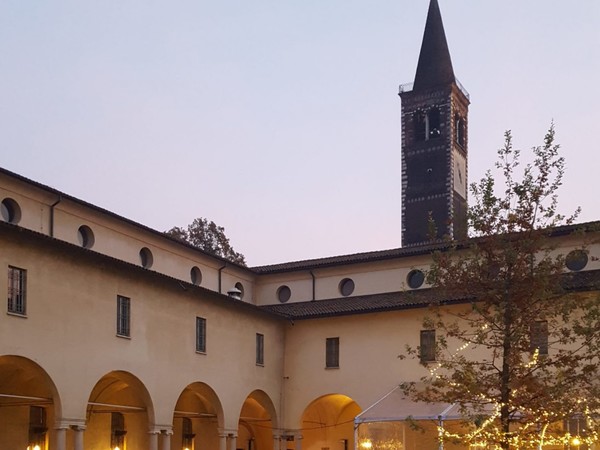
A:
[[399, 0, 469, 246]]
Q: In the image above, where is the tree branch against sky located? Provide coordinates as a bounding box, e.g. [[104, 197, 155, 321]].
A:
[[402, 125, 600, 450], [166, 217, 246, 266]]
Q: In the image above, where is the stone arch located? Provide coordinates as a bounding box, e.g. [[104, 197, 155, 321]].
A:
[[301, 393, 361, 450], [237, 389, 279, 450], [85, 370, 155, 449], [172, 382, 224, 450], [0, 355, 62, 450]]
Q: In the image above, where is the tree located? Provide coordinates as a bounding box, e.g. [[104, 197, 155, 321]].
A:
[[402, 125, 600, 449], [165, 217, 246, 266]]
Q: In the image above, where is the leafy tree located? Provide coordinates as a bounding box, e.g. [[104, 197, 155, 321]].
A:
[[166, 217, 246, 266], [402, 125, 600, 449]]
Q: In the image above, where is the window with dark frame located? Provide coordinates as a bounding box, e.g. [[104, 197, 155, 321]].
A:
[[196, 317, 206, 353], [530, 320, 549, 355], [116, 295, 131, 337], [256, 333, 264, 365], [420, 330, 436, 363], [110, 412, 126, 450], [28, 406, 47, 449], [8, 266, 26, 315], [326, 337, 340, 369]]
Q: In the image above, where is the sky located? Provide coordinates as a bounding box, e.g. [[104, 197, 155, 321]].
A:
[[1, 1, 599, 267]]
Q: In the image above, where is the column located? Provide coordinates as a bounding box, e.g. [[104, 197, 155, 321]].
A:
[[273, 434, 280, 450], [161, 429, 173, 450], [295, 434, 303, 450], [228, 433, 238, 450], [218, 433, 228, 450], [149, 430, 160, 450], [71, 426, 85, 450], [54, 427, 67, 450]]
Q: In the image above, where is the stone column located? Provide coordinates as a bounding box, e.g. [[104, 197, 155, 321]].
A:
[[161, 429, 173, 450], [71, 426, 85, 450], [273, 434, 280, 450], [218, 433, 228, 450], [294, 434, 303, 450], [228, 433, 238, 450], [149, 430, 160, 450], [54, 427, 67, 450]]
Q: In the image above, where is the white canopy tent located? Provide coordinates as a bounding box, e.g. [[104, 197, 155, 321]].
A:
[[354, 386, 484, 450]]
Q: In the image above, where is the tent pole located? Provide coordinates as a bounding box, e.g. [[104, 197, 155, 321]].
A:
[[438, 416, 444, 450]]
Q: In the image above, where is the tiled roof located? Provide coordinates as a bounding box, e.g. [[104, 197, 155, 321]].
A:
[[261, 289, 460, 320], [252, 222, 600, 274], [262, 269, 600, 320]]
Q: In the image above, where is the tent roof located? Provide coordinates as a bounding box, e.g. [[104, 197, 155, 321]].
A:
[[355, 386, 474, 424]]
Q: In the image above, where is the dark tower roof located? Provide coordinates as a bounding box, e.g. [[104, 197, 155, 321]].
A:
[[413, 0, 455, 91]]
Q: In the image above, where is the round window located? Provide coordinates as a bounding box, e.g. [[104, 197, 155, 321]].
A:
[[190, 266, 202, 285], [77, 225, 95, 249], [277, 285, 291, 303], [565, 250, 588, 272], [1, 198, 21, 224], [139, 247, 153, 269], [407, 269, 425, 289], [339, 278, 355, 297]]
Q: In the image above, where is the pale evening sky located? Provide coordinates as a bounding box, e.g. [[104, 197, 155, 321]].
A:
[[1, 1, 599, 266]]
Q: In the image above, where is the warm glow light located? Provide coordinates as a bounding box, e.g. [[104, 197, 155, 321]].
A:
[[572, 437, 582, 446], [360, 441, 373, 449], [113, 447, 120, 450], [33, 446, 41, 450]]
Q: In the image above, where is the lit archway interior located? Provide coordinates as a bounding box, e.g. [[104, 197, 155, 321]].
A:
[[237, 390, 277, 450], [0, 355, 60, 450], [173, 382, 224, 450], [301, 394, 361, 450], [86, 371, 154, 450]]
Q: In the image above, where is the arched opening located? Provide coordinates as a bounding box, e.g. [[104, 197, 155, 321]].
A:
[[237, 390, 277, 450], [86, 371, 154, 450], [301, 394, 361, 450], [0, 355, 61, 450], [173, 382, 224, 450]]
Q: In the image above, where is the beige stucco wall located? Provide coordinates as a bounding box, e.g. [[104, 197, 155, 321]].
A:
[[0, 228, 283, 432]]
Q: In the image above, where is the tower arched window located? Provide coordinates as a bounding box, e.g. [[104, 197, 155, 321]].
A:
[[414, 111, 427, 141], [413, 108, 441, 142], [455, 114, 465, 147], [428, 107, 441, 139]]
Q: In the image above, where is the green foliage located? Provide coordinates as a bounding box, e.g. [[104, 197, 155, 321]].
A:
[[165, 217, 246, 266], [403, 125, 600, 449]]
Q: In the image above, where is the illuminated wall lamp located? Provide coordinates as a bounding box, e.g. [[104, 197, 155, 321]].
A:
[[111, 429, 127, 450], [182, 432, 196, 450]]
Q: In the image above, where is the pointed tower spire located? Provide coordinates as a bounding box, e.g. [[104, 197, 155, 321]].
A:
[[413, 0, 455, 91]]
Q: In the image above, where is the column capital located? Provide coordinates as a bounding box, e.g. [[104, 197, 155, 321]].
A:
[[218, 428, 238, 437], [54, 418, 86, 430]]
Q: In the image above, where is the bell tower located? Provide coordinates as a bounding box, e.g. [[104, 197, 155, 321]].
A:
[[399, 0, 469, 246]]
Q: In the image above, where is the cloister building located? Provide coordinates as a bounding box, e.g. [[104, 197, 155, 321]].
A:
[[2, 1, 599, 450]]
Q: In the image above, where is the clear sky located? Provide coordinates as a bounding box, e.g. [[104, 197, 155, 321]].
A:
[[1, 1, 599, 266]]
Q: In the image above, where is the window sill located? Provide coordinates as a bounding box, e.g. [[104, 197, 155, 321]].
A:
[[116, 334, 131, 340], [196, 351, 207, 355], [7, 311, 27, 318], [325, 366, 340, 370], [256, 363, 264, 367]]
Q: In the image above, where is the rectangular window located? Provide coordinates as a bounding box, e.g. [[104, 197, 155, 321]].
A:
[[531, 320, 548, 355], [326, 337, 340, 368], [256, 333, 264, 366], [196, 317, 206, 353], [420, 330, 436, 363], [8, 266, 26, 315], [28, 406, 47, 448], [116, 295, 130, 337]]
